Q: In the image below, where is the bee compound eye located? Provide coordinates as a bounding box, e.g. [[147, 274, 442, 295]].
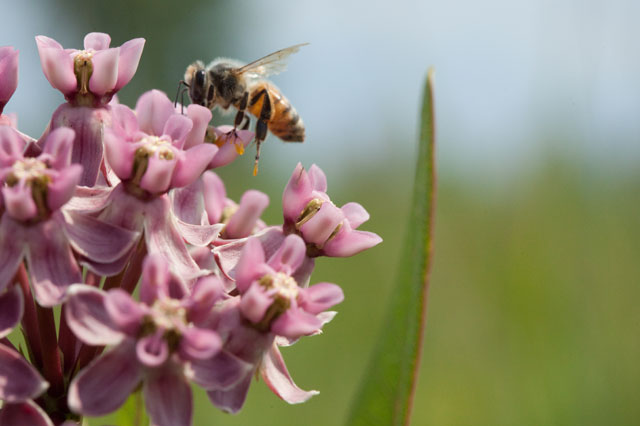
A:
[[195, 70, 206, 86]]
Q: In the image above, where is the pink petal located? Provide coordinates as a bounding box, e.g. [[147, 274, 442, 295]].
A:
[[139, 154, 175, 194], [83, 32, 111, 50], [109, 103, 139, 137], [179, 327, 221, 361], [25, 217, 82, 306], [292, 256, 315, 288], [0, 217, 25, 294], [170, 144, 218, 189], [103, 129, 136, 181], [298, 283, 344, 315], [35, 37, 76, 95], [206, 374, 252, 414], [0, 46, 18, 107], [0, 400, 54, 426], [68, 342, 141, 416], [41, 127, 75, 169], [190, 350, 253, 390], [115, 38, 145, 91], [183, 105, 212, 149], [144, 368, 192, 426], [282, 162, 312, 222], [46, 164, 83, 211], [224, 190, 269, 239], [88, 48, 119, 96], [135, 90, 175, 136], [202, 171, 226, 224], [140, 254, 170, 305], [63, 209, 140, 263], [0, 285, 23, 339], [104, 289, 145, 336], [234, 238, 267, 293], [341, 202, 370, 228], [64, 284, 123, 346], [322, 228, 383, 257], [0, 344, 48, 402], [64, 185, 113, 213], [207, 127, 254, 169], [175, 219, 223, 247], [3, 181, 38, 221], [185, 276, 225, 324], [136, 332, 168, 367], [270, 308, 323, 339], [0, 125, 24, 167], [172, 178, 206, 225], [308, 164, 327, 192], [162, 114, 192, 148], [261, 344, 319, 404], [298, 202, 344, 246], [239, 283, 273, 324], [267, 234, 306, 275]]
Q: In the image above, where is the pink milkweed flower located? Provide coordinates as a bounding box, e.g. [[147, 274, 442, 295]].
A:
[[65, 255, 244, 426], [282, 162, 382, 257], [0, 126, 139, 306], [205, 235, 343, 413], [207, 125, 254, 169], [0, 46, 18, 116], [37, 33, 145, 186], [35, 33, 144, 106]]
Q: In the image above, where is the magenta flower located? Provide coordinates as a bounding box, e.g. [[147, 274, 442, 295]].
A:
[[0, 46, 18, 115], [36, 32, 144, 106], [207, 125, 254, 169], [283, 162, 382, 257], [205, 234, 343, 413], [65, 255, 244, 426], [0, 126, 139, 305]]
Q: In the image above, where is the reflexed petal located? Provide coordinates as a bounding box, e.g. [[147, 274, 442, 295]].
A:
[[170, 144, 218, 189], [3, 181, 37, 221], [68, 342, 141, 415], [298, 202, 344, 246], [109, 103, 139, 138], [64, 284, 122, 346], [139, 154, 175, 194], [206, 374, 252, 414], [298, 283, 344, 314], [136, 333, 168, 367], [322, 227, 383, 257], [224, 190, 269, 239], [144, 368, 193, 426], [282, 162, 312, 222], [190, 350, 253, 390], [104, 289, 146, 336], [308, 164, 327, 192], [35, 37, 76, 94], [234, 238, 267, 293], [0, 46, 18, 107], [292, 256, 315, 288], [46, 164, 83, 211], [202, 171, 226, 224], [172, 178, 206, 225], [267, 234, 306, 275], [65, 185, 112, 212], [115, 38, 145, 90], [135, 90, 175, 136], [0, 344, 48, 402], [83, 32, 111, 50], [0, 217, 25, 293], [179, 328, 221, 361], [63, 209, 140, 263], [88, 48, 119, 96], [239, 283, 272, 324], [162, 114, 192, 148], [174, 219, 222, 247], [270, 308, 323, 339], [140, 254, 170, 305], [0, 400, 54, 426], [183, 105, 212, 149], [261, 344, 319, 404], [41, 127, 75, 169], [0, 285, 23, 338], [341, 202, 370, 228]]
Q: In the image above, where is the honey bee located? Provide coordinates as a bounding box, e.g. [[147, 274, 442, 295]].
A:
[[182, 43, 308, 175]]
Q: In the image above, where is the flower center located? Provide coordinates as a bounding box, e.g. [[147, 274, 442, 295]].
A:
[[138, 136, 175, 160], [251, 272, 300, 331], [7, 158, 49, 183], [74, 50, 94, 98], [150, 297, 187, 331]]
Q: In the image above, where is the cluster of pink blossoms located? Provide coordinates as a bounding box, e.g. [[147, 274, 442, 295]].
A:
[[0, 33, 381, 426]]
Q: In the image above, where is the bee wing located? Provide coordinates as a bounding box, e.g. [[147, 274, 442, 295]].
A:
[[235, 43, 309, 78]]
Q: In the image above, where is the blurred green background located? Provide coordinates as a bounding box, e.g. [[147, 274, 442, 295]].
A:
[[3, 0, 640, 424]]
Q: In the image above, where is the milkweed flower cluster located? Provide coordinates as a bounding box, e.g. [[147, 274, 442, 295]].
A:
[[0, 32, 381, 426]]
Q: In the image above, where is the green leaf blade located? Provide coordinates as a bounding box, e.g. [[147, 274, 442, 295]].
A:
[[347, 68, 436, 426]]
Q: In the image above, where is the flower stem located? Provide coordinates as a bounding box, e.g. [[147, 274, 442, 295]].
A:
[[59, 305, 79, 375], [15, 263, 43, 368], [35, 303, 64, 396]]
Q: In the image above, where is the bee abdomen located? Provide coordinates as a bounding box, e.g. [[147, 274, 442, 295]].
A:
[[269, 101, 305, 142]]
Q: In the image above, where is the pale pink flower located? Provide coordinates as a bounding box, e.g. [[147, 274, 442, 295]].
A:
[[0, 46, 18, 115]]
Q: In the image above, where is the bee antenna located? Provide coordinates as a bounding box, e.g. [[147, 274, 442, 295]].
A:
[[174, 80, 190, 113]]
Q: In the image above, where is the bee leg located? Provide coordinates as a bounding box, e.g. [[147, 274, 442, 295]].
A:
[[240, 115, 251, 130], [225, 91, 249, 143], [252, 90, 272, 176], [174, 80, 190, 113]]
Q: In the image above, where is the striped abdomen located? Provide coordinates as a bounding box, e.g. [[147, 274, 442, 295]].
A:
[[247, 81, 305, 142]]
